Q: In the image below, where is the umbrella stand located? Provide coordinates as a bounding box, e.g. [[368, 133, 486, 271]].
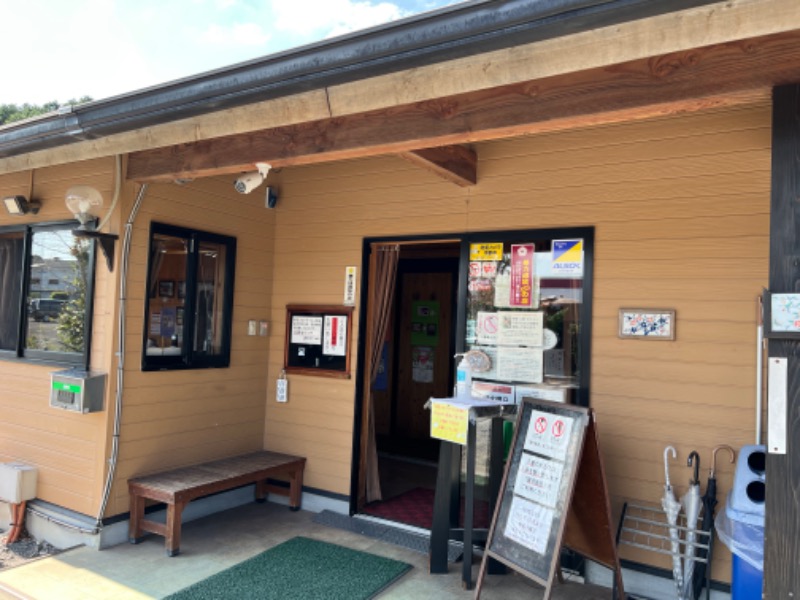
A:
[[692, 445, 736, 600], [661, 445, 684, 597], [681, 451, 704, 600]]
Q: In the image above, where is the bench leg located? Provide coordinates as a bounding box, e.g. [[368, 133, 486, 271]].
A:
[[289, 467, 304, 511], [165, 502, 184, 557], [129, 494, 146, 544], [255, 479, 267, 503]]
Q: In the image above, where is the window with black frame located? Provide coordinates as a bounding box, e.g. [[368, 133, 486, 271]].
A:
[[0, 222, 94, 365], [142, 223, 236, 370]]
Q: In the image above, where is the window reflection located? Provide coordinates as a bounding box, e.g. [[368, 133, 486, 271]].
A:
[[26, 229, 90, 355]]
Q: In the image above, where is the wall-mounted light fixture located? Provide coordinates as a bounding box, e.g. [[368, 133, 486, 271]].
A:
[[3, 195, 40, 216], [65, 185, 119, 271]]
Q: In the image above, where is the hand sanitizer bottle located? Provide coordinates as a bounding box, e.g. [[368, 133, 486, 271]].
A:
[[455, 354, 472, 399]]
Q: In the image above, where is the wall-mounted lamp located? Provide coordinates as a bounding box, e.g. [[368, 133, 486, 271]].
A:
[[3, 195, 40, 216], [65, 185, 118, 271]]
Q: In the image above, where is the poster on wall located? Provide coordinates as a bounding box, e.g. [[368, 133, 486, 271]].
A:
[[412, 346, 435, 383], [149, 312, 162, 336], [411, 301, 440, 346], [323, 315, 347, 356], [291, 316, 323, 345], [161, 307, 176, 338], [373, 343, 389, 391]]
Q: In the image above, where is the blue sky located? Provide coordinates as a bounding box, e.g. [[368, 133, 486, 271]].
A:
[[0, 0, 462, 105]]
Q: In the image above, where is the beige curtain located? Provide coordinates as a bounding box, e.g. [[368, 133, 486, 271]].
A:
[[362, 243, 400, 503]]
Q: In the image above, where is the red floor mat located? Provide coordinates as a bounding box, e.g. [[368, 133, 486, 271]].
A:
[[362, 487, 490, 530]]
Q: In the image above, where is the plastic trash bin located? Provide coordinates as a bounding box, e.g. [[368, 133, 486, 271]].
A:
[[715, 444, 765, 600]]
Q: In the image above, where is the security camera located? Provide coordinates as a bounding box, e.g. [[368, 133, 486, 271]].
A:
[[234, 172, 264, 194], [234, 162, 271, 194]]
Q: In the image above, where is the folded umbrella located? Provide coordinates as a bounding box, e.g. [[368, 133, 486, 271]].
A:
[[681, 451, 703, 600], [661, 445, 684, 598], [691, 445, 735, 600]]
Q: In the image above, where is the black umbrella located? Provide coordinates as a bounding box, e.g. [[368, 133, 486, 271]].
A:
[[692, 445, 735, 600]]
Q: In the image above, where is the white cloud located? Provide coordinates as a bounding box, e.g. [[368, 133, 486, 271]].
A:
[[0, 0, 460, 105], [201, 23, 271, 46], [271, 0, 406, 38]]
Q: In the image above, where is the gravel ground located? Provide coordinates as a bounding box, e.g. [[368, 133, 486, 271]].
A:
[[0, 529, 60, 571]]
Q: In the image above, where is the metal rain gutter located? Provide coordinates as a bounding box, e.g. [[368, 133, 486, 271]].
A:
[[0, 0, 721, 158]]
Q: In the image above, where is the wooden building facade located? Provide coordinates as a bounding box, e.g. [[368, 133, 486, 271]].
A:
[[0, 0, 797, 594]]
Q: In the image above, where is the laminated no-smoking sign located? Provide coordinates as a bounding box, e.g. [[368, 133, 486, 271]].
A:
[[523, 409, 574, 461]]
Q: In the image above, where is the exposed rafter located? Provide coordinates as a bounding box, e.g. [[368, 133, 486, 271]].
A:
[[400, 146, 477, 186], [127, 31, 800, 183]]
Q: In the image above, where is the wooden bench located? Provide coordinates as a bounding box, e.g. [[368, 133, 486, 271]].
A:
[[128, 450, 305, 556]]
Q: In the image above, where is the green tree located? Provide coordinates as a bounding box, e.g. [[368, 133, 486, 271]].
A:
[[57, 238, 91, 353], [0, 97, 92, 126]]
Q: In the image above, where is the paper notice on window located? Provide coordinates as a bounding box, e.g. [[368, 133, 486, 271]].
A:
[[476, 312, 499, 345], [515, 452, 565, 508], [504, 495, 553, 555], [323, 315, 347, 356], [494, 270, 511, 308], [472, 381, 515, 404], [496, 346, 543, 383], [523, 409, 575, 461], [497, 311, 544, 347], [291, 316, 323, 345]]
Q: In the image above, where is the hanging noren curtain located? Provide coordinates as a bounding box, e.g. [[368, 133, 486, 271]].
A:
[[361, 243, 400, 503]]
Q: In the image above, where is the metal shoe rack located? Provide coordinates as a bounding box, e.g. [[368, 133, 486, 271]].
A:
[[613, 502, 714, 599]]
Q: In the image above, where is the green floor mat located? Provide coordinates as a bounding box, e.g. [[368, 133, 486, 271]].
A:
[[163, 536, 412, 600]]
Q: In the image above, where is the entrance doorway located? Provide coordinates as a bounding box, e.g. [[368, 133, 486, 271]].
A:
[[361, 241, 459, 528], [354, 227, 594, 530]]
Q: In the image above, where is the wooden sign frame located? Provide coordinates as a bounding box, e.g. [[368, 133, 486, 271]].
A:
[[475, 398, 624, 599], [284, 304, 354, 378]]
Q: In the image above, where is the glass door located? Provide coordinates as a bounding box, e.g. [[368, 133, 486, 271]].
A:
[[459, 228, 593, 407]]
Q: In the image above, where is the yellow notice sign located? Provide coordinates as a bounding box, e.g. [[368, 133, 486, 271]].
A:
[[470, 243, 503, 261], [430, 401, 470, 445]]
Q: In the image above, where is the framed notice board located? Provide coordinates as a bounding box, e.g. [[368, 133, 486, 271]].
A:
[[476, 398, 623, 599], [284, 305, 354, 378]]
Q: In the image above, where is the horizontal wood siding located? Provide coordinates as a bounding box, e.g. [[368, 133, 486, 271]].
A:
[[104, 177, 276, 517], [266, 102, 770, 582], [0, 157, 117, 516]]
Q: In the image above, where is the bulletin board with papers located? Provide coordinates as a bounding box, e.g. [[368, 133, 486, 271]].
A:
[[284, 305, 354, 378]]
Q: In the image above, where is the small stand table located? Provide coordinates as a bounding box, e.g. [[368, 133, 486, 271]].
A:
[[427, 397, 517, 589]]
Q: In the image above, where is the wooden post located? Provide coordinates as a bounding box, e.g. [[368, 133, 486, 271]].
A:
[[765, 83, 800, 595]]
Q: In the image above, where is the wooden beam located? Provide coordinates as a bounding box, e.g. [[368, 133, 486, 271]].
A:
[[399, 145, 477, 186], [764, 83, 800, 597], [127, 31, 800, 183]]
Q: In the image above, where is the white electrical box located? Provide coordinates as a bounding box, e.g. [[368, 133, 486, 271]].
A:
[[50, 369, 106, 413], [0, 463, 37, 503]]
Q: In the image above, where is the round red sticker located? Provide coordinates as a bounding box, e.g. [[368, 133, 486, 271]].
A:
[[534, 417, 547, 434], [552, 420, 565, 438]]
